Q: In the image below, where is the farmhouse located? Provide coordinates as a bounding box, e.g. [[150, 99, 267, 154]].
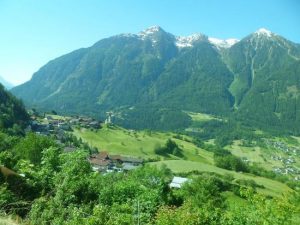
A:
[[88, 151, 143, 172], [89, 158, 111, 172]]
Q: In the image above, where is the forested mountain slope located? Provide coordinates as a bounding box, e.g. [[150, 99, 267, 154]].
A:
[[223, 29, 300, 132], [11, 27, 300, 132], [0, 84, 29, 132]]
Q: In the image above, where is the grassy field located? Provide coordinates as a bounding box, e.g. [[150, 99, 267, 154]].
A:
[[73, 125, 214, 163], [150, 160, 292, 197], [73, 125, 293, 197], [185, 111, 221, 132], [186, 111, 220, 122], [225, 140, 275, 170], [226, 139, 300, 171]]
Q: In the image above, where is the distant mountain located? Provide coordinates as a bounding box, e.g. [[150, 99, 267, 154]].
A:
[[0, 76, 14, 89], [11, 26, 300, 132], [222, 28, 300, 132]]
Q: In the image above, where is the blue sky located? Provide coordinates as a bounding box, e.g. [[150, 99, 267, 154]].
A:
[[0, 0, 299, 85]]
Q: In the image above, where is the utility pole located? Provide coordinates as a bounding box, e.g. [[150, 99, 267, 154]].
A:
[[137, 199, 140, 225]]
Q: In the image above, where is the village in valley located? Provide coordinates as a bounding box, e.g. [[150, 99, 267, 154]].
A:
[[264, 139, 300, 179], [25, 110, 144, 174], [25, 109, 300, 181]]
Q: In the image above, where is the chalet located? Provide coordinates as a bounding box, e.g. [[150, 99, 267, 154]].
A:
[[90, 151, 109, 160], [89, 158, 110, 172], [169, 176, 189, 188], [88, 151, 143, 173], [89, 152, 110, 171]]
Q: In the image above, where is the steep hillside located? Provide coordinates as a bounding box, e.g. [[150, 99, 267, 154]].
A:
[[11, 27, 300, 132], [149, 41, 234, 113], [0, 84, 29, 132], [12, 27, 179, 117], [223, 29, 300, 132]]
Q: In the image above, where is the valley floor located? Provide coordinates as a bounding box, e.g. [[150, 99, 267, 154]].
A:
[[73, 124, 295, 197]]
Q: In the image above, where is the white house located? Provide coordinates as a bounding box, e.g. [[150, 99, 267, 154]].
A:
[[169, 176, 189, 188]]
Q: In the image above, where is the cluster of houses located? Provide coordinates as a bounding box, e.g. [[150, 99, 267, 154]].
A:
[[262, 139, 300, 178], [25, 114, 102, 153], [264, 139, 299, 156], [27, 114, 101, 140], [273, 166, 299, 176], [271, 155, 296, 164], [89, 151, 144, 173], [68, 116, 101, 129], [88, 152, 191, 186], [27, 116, 71, 136], [28, 115, 101, 135], [26, 114, 147, 174]]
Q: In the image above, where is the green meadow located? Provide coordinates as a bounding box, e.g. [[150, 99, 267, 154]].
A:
[[73, 125, 293, 197], [73, 125, 214, 162], [150, 160, 292, 197]]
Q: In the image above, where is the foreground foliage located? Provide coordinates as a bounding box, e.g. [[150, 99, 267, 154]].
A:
[[0, 132, 299, 224]]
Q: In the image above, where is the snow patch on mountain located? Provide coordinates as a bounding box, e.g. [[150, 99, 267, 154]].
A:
[[175, 34, 206, 48], [208, 37, 239, 48], [138, 25, 162, 40], [254, 28, 273, 37]]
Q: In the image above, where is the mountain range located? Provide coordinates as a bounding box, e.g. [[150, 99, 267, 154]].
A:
[[11, 26, 300, 132]]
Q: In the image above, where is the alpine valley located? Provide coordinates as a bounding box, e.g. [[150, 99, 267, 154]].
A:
[[11, 26, 300, 133], [2, 25, 300, 225]]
